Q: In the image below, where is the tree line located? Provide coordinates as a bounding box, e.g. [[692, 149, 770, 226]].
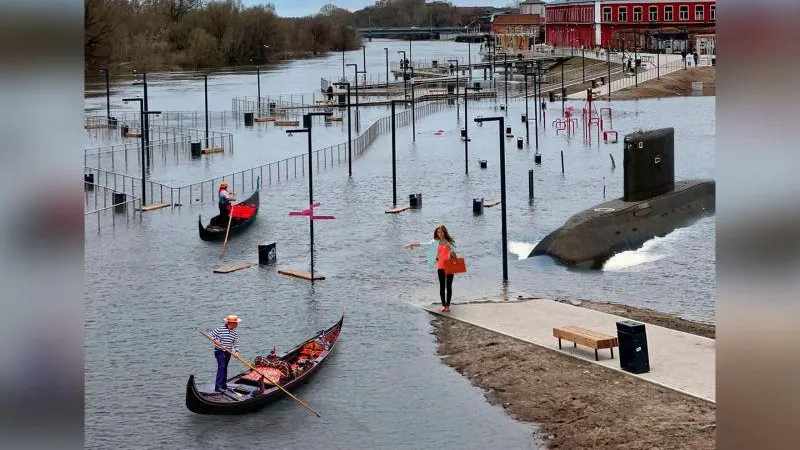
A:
[[85, 0, 492, 77]]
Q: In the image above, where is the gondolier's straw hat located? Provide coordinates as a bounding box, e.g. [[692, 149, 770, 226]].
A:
[[225, 315, 242, 323]]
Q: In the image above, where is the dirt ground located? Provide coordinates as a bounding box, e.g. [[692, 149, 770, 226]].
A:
[[432, 301, 716, 449], [601, 66, 716, 100]]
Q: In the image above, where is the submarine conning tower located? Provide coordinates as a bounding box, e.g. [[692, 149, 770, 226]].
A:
[[623, 127, 675, 202]]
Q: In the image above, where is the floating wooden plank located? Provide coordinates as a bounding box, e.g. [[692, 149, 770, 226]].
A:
[[140, 202, 170, 212], [84, 124, 109, 130], [385, 205, 410, 214], [484, 201, 501, 208], [325, 116, 343, 122], [278, 268, 325, 281], [125, 132, 143, 138], [202, 147, 224, 154], [254, 116, 275, 122], [214, 262, 254, 274], [274, 120, 300, 126]]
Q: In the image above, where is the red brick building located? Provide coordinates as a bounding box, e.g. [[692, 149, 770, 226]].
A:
[[545, 0, 716, 51]]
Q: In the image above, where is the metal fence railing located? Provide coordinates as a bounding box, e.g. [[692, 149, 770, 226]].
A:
[[84, 100, 453, 214], [84, 183, 143, 233], [231, 94, 319, 115]]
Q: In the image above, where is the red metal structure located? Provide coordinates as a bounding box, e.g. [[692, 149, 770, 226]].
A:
[[545, 0, 716, 50]]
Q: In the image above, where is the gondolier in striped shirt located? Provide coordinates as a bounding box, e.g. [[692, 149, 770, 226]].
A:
[[208, 315, 241, 392]]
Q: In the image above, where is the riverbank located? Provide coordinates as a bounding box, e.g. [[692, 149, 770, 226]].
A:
[[431, 301, 716, 449], [601, 67, 716, 100]]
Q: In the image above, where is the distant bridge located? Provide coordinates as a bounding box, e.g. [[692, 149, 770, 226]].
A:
[[357, 27, 476, 39]]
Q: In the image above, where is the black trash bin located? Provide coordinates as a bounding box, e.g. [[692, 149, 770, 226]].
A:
[[409, 193, 422, 209], [549, 91, 555, 102], [244, 112, 254, 127], [472, 198, 484, 215], [617, 320, 650, 374], [191, 142, 202, 159], [258, 242, 277, 265]]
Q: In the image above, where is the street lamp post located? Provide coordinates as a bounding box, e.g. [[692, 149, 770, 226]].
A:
[[464, 86, 482, 174], [256, 64, 261, 117], [397, 50, 408, 100], [286, 111, 333, 282], [341, 49, 345, 81], [473, 115, 509, 283], [410, 66, 416, 141], [361, 45, 367, 85], [497, 51, 508, 110], [204, 74, 209, 148], [346, 63, 362, 130], [582, 45, 585, 82], [100, 68, 111, 124], [467, 39, 472, 80], [141, 73, 150, 166], [390, 99, 413, 207], [523, 67, 531, 145], [384, 47, 389, 88], [560, 62, 572, 115], [333, 81, 353, 177], [448, 59, 460, 121], [122, 97, 160, 206]]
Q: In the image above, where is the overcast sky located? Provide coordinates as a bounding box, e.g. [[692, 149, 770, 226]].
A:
[[241, 1, 514, 18]]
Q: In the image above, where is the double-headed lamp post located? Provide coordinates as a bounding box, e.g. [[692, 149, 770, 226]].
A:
[[390, 99, 413, 207], [333, 81, 353, 177], [345, 63, 363, 130], [473, 116, 509, 283], [122, 97, 161, 206], [463, 85, 482, 174], [286, 111, 333, 282]]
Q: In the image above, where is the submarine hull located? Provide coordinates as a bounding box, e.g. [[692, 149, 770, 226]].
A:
[[529, 179, 715, 269]]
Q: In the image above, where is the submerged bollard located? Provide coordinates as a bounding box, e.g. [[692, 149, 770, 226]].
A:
[[505, 126, 512, 135], [409, 193, 422, 209], [191, 142, 202, 159], [479, 159, 487, 169], [244, 112, 254, 127], [473, 197, 484, 215], [528, 170, 534, 200], [113, 192, 126, 212], [460, 128, 467, 140], [517, 137, 523, 149], [521, 114, 527, 123], [258, 242, 277, 265], [534, 153, 542, 165]]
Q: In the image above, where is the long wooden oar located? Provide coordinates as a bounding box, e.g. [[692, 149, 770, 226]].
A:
[[198, 330, 321, 418], [219, 211, 235, 257]]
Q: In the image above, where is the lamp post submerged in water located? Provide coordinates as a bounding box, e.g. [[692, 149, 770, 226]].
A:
[[473, 115, 509, 283]]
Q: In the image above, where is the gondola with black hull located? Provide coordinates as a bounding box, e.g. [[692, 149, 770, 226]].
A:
[[186, 314, 344, 415], [198, 188, 260, 241]]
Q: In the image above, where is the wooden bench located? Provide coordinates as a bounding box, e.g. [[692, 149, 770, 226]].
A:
[[553, 326, 618, 361]]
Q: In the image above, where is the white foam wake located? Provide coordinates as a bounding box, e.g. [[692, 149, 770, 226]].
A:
[[509, 241, 537, 260], [603, 235, 671, 271]]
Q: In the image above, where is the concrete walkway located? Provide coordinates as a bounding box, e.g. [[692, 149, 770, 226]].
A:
[[421, 298, 715, 403], [568, 52, 688, 99]]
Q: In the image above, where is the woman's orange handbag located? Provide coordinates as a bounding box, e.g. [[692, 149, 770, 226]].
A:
[[444, 255, 467, 275]]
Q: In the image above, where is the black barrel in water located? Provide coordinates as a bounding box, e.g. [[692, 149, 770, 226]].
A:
[[472, 198, 484, 215], [113, 193, 127, 212], [244, 112, 254, 127], [258, 242, 277, 265], [191, 142, 202, 159], [409, 193, 422, 209]]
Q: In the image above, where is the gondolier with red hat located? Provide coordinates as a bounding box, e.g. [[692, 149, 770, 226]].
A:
[[208, 315, 242, 392], [218, 182, 236, 219]]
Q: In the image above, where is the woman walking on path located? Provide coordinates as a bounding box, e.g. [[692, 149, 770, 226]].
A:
[[405, 224, 457, 312]]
